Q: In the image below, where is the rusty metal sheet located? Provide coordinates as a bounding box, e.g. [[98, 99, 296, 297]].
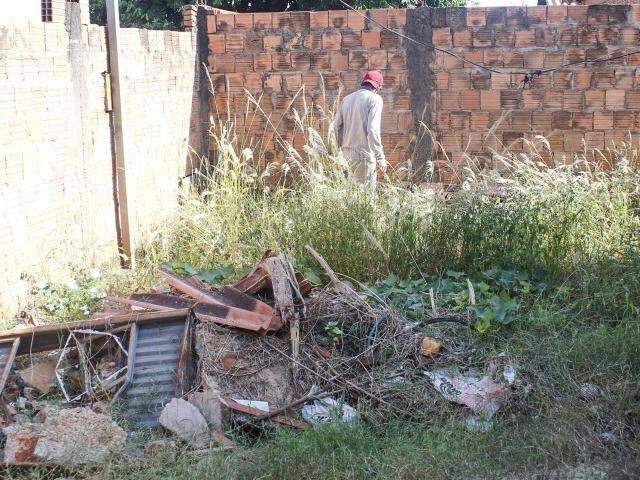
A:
[[120, 316, 194, 429], [0, 338, 20, 395], [194, 303, 282, 334]]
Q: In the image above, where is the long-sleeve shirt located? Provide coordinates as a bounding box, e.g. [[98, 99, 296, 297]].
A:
[[334, 88, 386, 168]]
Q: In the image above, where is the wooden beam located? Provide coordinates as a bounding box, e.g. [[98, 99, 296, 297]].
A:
[[106, 0, 133, 268]]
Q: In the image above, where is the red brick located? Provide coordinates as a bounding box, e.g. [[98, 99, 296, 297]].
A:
[[235, 56, 253, 72], [380, 30, 401, 48], [460, 90, 481, 110], [264, 74, 282, 92], [564, 48, 584, 64], [449, 112, 470, 130], [322, 72, 340, 90], [585, 90, 605, 108], [484, 50, 503, 66], [226, 33, 244, 53], [245, 32, 263, 53], [330, 52, 348, 71], [615, 70, 634, 89], [535, 27, 557, 46], [342, 71, 362, 90], [253, 13, 272, 29], [481, 90, 500, 110], [523, 90, 542, 110], [606, 89, 625, 110], [556, 26, 577, 46], [362, 31, 380, 48], [515, 29, 535, 47], [253, 54, 272, 72], [547, 6, 567, 24], [369, 50, 388, 69], [506, 6, 526, 26], [576, 27, 597, 45], [387, 9, 406, 28], [471, 71, 491, 89], [453, 29, 472, 47], [349, 51, 368, 70], [564, 132, 583, 151], [347, 10, 365, 30], [216, 14, 234, 32], [244, 73, 262, 93], [284, 32, 304, 51], [626, 90, 640, 109], [291, 52, 310, 71], [594, 111, 613, 130], [290, 11, 310, 29], [532, 111, 552, 130], [322, 31, 341, 50], [436, 72, 450, 90], [433, 28, 452, 48], [598, 27, 619, 45], [544, 51, 564, 68], [310, 52, 330, 70], [473, 27, 493, 47], [367, 9, 388, 28], [272, 53, 291, 71], [470, 111, 490, 130], [501, 90, 520, 109], [398, 111, 414, 130], [464, 50, 484, 64], [587, 6, 608, 24], [208, 34, 225, 53], [439, 91, 460, 110], [388, 52, 406, 70], [234, 13, 253, 30], [525, 50, 545, 69], [342, 31, 362, 48], [492, 73, 511, 89], [574, 70, 592, 89], [511, 111, 531, 131], [225, 73, 244, 94], [310, 11, 328, 29], [526, 6, 546, 24], [494, 28, 514, 47], [441, 133, 462, 152], [283, 73, 302, 93], [554, 70, 573, 89], [584, 131, 604, 150], [567, 6, 588, 23], [273, 12, 292, 29], [620, 28, 640, 45], [263, 35, 281, 52], [572, 112, 593, 129], [543, 91, 563, 109], [613, 111, 634, 129], [467, 8, 486, 27], [504, 51, 524, 68], [394, 92, 411, 110], [213, 54, 235, 73], [303, 33, 323, 49], [329, 10, 348, 28], [206, 13, 216, 33], [593, 71, 615, 88], [449, 72, 470, 90]]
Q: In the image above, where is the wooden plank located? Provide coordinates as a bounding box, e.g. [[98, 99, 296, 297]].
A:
[[106, 0, 133, 268], [0, 309, 190, 355], [0, 338, 20, 394]]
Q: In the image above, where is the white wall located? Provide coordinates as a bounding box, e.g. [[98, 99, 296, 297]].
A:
[[0, 0, 42, 22]]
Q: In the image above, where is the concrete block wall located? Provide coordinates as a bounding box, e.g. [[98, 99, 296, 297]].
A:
[[202, 5, 640, 180], [0, 3, 201, 313]]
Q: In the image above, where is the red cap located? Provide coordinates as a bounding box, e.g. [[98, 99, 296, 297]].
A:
[[362, 70, 384, 90]]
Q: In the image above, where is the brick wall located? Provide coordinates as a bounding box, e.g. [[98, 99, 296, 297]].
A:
[[203, 8, 413, 166], [0, 4, 201, 313], [202, 5, 640, 180], [431, 4, 640, 179]]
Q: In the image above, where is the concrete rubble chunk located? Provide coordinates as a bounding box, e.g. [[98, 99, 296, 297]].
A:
[[16, 358, 58, 394], [3, 407, 126, 465], [188, 389, 223, 432], [158, 398, 210, 449]]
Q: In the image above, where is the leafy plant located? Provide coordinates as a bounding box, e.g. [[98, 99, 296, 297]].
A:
[[164, 261, 236, 285], [324, 321, 343, 343], [37, 270, 106, 323]]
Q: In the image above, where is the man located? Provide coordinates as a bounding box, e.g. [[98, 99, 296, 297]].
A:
[[334, 70, 387, 189]]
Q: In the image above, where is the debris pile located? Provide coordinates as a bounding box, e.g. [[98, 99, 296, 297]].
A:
[[0, 247, 520, 467]]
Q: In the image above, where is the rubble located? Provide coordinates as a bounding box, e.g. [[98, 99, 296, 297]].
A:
[[3, 407, 126, 465], [158, 398, 210, 449], [0, 248, 522, 466]]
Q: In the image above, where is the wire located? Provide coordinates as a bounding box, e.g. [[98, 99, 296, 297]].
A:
[[337, 0, 640, 87]]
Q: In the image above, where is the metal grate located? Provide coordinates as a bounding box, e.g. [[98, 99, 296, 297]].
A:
[[41, 0, 52, 22], [122, 319, 190, 429]]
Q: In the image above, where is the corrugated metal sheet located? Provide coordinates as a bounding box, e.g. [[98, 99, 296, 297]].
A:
[[123, 319, 191, 429]]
